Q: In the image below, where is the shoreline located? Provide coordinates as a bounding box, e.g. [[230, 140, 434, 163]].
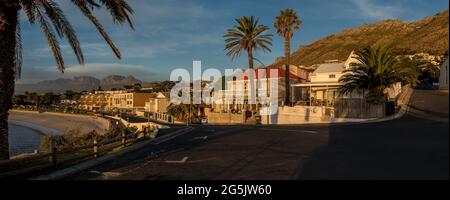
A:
[[8, 120, 63, 136], [9, 110, 110, 135]]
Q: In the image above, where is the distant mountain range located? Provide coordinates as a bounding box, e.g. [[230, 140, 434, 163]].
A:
[[15, 75, 146, 94], [273, 10, 449, 66]]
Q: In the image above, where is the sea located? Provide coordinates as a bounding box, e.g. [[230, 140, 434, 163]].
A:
[[8, 124, 43, 157]]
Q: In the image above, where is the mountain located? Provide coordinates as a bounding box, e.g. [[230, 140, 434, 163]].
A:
[[100, 75, 142, 90], [15, 75, 146, 94], [273, 10, 449, 66]]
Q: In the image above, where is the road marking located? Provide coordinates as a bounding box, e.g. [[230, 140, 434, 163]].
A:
[[153, 127, 194, 145], [164, 156, 189, 163], [192, 136, 208, 141], [259, 128, 318, 134]]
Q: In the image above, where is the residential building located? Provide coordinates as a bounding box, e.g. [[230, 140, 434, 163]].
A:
[[210, 67, 303, 114], [111, 92, 154, 113], [290, 51, 365, 107], [291, 61, 346, 107], [145, 92, 170, 113], [78, 91, 112, 112]]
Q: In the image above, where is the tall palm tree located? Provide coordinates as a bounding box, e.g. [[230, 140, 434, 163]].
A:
[[339, 46, 419, 104], [274, 8, 301, 106], [0, 0, 134, 160], [224, 16, 273, 113]]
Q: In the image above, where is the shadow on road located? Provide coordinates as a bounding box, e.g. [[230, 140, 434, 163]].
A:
[[298, 92, 449, 179]]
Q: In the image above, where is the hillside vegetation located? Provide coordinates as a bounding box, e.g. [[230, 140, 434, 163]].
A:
[[274, 10, 449, 66]]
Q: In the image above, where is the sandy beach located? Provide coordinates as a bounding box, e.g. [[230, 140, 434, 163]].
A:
[[9, 110, 110, 135]]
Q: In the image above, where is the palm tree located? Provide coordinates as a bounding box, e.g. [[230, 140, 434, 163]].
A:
[[0, 0, 134, 160], [167, 103, 199, 122], [224, 16, 273, 113], [274, 8, 302, 106], [339, 46, 419, 104]]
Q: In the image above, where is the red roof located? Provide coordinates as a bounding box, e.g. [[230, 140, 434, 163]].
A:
[[242, 66, 300, 80]]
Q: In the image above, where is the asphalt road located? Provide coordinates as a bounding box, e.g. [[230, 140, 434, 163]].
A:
[[69, 90, 449, 180]]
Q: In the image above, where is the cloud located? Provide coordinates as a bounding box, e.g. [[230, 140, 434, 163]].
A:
[[350, 0, 403, 19], [16, 63, 156, 84]]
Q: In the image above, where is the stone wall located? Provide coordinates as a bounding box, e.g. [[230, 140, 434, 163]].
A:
[[207, 112, 244, 125], [261, 106, 329, 125]]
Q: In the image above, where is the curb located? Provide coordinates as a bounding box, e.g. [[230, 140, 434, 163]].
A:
[[32, 127, 194, 180]]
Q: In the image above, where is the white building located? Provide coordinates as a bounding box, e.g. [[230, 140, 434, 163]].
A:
[[439, 55, 449, 90], [291, 61, 346, 107], [145, 92, 170, 113]]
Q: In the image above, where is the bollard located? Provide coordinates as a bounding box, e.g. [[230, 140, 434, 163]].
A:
[[121, 129, 126, 147], [49, 136, 57, 168], [93, 136, 98, 158]]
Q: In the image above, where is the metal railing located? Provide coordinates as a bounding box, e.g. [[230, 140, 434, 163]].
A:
[[0, 127, 155, 179]]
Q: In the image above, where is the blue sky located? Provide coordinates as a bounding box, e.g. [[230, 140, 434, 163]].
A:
[[18, 0, 449, 83]]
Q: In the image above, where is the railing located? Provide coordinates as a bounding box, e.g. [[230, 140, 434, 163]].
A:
[[0, 127, 155, 179]]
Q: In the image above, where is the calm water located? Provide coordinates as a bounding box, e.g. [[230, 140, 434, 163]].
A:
[[8, 124, 43, 157]]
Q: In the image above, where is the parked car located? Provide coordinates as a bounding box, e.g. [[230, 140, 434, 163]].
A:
[[191, 116, 208, 124]]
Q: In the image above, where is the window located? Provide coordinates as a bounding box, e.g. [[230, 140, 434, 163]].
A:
[[329, 74, 336, 79]]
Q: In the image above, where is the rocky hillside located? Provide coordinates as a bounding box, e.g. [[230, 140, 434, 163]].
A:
[[274, 10, 449, 66], [99, 75, 143, 90]]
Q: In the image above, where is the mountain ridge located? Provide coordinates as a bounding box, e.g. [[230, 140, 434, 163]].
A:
[[273, 10, 449, 66], [15, 75, 148, 94]]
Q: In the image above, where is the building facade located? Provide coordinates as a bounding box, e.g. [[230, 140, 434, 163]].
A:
[[145, 92, 170, 113], [439, 55, 449, 90], [111, 92, 154, 113]]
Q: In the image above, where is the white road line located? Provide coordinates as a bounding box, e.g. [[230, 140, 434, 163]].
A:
[[164, 156, 189, 163], [192, 136, 208, 141], [259, 128, 318, 134]]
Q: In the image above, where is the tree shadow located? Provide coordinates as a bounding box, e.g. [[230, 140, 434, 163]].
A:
[[297, 115, 449, 180]]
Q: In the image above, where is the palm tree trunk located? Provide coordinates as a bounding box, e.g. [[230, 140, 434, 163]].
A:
[[284, 37, 291, 106], [0, 2, 19, 160], [247, 50, 256, 113]]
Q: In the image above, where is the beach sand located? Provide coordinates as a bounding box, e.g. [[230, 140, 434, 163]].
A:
[[9, 110, 110, 135]]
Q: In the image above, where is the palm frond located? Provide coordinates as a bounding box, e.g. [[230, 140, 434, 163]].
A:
[[224, 16, 273, 62], [71, 0, 123, 59], [40, 0, 84, 64], [339, 46, 419, 97], [35, 6, 65, 72]]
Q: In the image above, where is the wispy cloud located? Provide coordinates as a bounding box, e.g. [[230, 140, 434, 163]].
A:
[[350, 0, 404, 20]]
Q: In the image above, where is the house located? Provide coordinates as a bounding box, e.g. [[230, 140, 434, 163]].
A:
[[145, 92, 170, 114], [210, 66, 303, 115], [439, 55, 449, 90], [291, 61, 346, 107], [289, 51, 371, 107]]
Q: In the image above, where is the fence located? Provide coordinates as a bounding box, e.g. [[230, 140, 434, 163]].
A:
[[334, 98, 385, 119], [0, 127, 155, 179]]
